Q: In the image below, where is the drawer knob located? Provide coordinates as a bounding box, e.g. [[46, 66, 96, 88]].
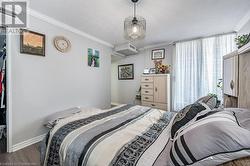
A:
[[145, 79, 149, 81], [230, 80, 234, 90], [151, 104, 156, 106], [145, 91, 148, 93], [145, 85, 149, 87], [145, 97, 149, 99]]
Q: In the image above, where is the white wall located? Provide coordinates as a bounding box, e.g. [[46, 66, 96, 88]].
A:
[[111, 45, 174, 105], [238, 20, 250, 34], [9, 15, 112, 145]]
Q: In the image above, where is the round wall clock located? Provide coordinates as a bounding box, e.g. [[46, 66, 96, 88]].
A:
[[53, 36, 71, 53]]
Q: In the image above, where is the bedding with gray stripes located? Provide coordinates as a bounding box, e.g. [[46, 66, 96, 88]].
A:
[[41, 105, 250, 166], [41, 104, 175, 166]]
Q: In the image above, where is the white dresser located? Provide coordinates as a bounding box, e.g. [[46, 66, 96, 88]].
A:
[[141, 74, 170, 111], [223, 51, 238, 97], [223, 51, 239, 108]]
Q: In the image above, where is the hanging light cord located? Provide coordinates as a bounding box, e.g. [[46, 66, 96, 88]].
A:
[[133, 2, 136, 18]]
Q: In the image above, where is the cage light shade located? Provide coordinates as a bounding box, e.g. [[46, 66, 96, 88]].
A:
[[124, 16, 146, 40]]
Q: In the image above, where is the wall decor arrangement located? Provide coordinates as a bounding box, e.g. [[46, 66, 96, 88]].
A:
[[151, 48, 165, 60], [53, 36, 71, 53], [88, 48, 100, 67], [20, 29, 45, 56], [118, 64, 134, 80]]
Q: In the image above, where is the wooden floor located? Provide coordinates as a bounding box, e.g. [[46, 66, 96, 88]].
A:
[[0, 137, 6, 153], [0, 143, 40, 166]]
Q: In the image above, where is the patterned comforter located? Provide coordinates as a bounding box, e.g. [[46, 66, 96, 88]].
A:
[[41, 104, 176, 166]]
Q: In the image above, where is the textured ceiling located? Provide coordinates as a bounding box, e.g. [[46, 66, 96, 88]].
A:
[[30, 0, 250, 48]]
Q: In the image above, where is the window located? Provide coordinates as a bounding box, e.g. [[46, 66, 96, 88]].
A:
[[173, 33, 236, 111]]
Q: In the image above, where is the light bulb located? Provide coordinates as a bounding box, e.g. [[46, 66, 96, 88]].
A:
[[132, 24, 139, 34]]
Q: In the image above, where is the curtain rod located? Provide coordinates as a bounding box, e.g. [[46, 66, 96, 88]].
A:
[[172, 31, 237, 45]]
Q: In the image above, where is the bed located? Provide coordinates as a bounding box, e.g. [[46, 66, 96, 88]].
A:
[[40, 100, 250, 166]]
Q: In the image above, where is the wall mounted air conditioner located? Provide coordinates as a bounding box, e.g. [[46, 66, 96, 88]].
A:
[[114, 43, 138, 56]]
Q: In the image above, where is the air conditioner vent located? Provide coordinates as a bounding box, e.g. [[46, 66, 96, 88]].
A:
[[114, 43, 138, 56]]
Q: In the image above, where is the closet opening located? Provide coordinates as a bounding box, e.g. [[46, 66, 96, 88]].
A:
[[0, 26, 7, 153]]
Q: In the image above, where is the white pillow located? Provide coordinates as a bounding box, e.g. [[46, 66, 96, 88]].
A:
[[44, 107, 81, 128]]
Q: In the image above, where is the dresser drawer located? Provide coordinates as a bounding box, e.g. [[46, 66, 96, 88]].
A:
[[141, 95, 153, 102], [154, 103, 168, 110], [141, 83, 153, 89], [141, 76, 153, 83], [141, 89, 153, 95], [141, 101, 153, 108], [142, 101, 168, 111]]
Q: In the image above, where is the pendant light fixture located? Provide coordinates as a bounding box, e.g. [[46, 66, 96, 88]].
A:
[[124, 0, 146, 41]]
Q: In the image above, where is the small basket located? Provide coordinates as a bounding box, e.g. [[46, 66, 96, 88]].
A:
[[0, 125, 6, 139]]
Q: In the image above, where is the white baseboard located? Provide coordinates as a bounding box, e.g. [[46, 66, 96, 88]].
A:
[[11, 133, 46, 152], [111, 102, 122, 106]]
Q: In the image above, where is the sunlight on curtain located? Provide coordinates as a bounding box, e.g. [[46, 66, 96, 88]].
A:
[[173, 33, 236, 111]]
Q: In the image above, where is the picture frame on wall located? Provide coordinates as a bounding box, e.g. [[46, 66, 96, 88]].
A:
[[118, 64, 134, 80], [151, 48, 165, 60], [88, 48, 100, 67], [20, 29, 45, 56]]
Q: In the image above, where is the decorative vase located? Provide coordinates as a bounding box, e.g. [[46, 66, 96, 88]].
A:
[[154, 60, 162, 74], [154, 60, 171, 74]]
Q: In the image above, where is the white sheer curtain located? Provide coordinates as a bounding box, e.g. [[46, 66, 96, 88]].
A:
[[173, 33, 236, 111]]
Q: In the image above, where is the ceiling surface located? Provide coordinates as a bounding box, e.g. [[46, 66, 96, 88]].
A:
[[30, 0, 250, 48]]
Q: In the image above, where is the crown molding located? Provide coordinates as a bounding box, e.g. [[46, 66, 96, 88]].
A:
[[28, 8, 114, 48], [234, 9, 250, 32], [112, 51, 126, 57], [139, 42, 173, 51]]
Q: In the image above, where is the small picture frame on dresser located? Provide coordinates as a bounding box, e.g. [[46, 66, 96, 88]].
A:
[[149, 68, 156, 74], [143, 68, 150, 74]]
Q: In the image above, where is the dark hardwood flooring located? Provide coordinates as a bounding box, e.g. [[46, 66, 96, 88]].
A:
[[0, 137, 6, 153], [0, 143, 40, 166]]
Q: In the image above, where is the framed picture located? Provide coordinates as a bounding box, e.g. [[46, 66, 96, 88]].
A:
[[118, 64, 134, 80], [149, 68, 156, 74], [88, 48, 100, 67], [152, 49, 165, 60], [20, 29, 45, 56], [143, 68, 150, 74]]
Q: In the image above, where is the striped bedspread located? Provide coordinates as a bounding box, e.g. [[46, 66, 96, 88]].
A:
[[41, 104, 176, 166]]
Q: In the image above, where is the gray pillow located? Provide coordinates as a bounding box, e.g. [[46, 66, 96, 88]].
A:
[[167, 109, 250, 166], [196, 95, 218, 109], [170, 103, 207, 139], [44, 107, 81, 128]]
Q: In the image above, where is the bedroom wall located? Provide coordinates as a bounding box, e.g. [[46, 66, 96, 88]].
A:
[[111, 45, 174, 105], [9, 15, 112, 146], [238, 20, 250, 34]]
